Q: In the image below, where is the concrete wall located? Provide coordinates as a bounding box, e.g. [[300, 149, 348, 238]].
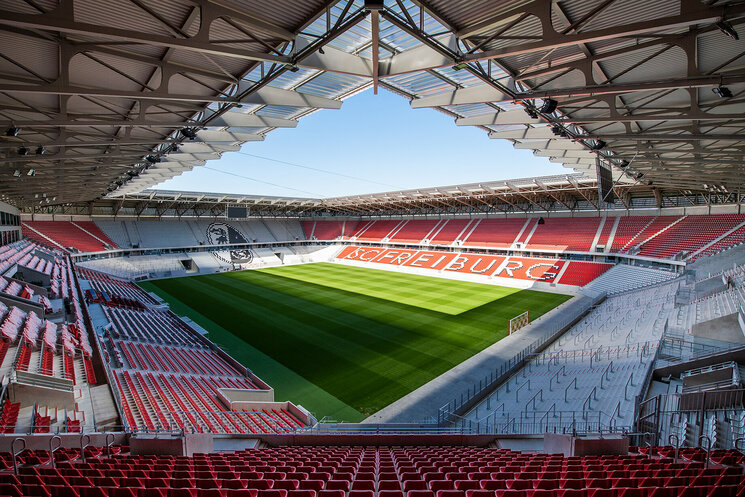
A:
[[544, 433, 629, 456], [0, 294, 44, 316], [9, 371, 75, 410], [692, 313, 745, 344], [130, 433, 213, 456], [217, 388, 274, 406], [683, 365, 735, 389]]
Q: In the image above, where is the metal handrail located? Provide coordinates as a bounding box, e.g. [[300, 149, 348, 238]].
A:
[[642, 432, 655, 459], [80, 433, 91, 463], [698, 434, 712, 469], [49, 435, 62, 469], [564, 377, 578, 403], [734, 437, 745, 453], [105, 432, 115, 458], [625, 373, 634, 401], [11, 437, 25, 475], [515, 380, 530, 402], [538, 403, 557, 430], [582, 386, 597, 419], [669, 434, 680, 463]]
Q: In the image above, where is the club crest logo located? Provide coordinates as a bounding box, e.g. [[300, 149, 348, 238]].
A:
[[206, 222, 254, 264]]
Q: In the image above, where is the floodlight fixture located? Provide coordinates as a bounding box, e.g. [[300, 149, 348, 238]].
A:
[[716, 20, 739, 40], [591, 139, 607, 150], [712, 86, 733, 98], [540, 98, 558, 114]]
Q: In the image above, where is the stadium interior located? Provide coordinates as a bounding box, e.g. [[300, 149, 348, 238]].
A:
[[1, 0, 745, 495]]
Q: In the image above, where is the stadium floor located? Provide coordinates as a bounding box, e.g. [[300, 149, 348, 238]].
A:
[[140, 263, 571, 422]]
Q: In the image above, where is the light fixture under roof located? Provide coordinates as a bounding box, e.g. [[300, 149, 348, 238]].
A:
[[540, 98, 558, 114], [181, 127, 197, 140], [716, 20, 739, 40], [5, 126, 20, 137], [712, 86, 733, 98]]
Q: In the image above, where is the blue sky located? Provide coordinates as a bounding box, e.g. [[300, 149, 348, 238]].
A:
[[154, 88, 566, 198]]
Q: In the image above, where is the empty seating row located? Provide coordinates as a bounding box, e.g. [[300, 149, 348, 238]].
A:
[[0, 240, 35, 273], [104, 307, 201, 348], [302, 221, 358, 241], [110, 369, 297, 434], [22, 221, 117, 253], [0, 445, 739, 497], [690, 225, 745, 261], [637, 215, 745, 259], [115, 339, 245, 378], [316, 214, 745, 262], [526, 218, 601, 252], [77, 268, 159, 306], [464, 281, 679, 431]]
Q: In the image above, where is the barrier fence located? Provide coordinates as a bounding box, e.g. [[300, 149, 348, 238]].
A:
[[437, 293, 606, 426]]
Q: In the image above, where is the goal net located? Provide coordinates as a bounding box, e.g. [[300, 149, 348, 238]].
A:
[[509, 311, 529, 334]]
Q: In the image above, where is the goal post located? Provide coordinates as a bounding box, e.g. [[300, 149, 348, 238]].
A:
[[509, 311, 529, 334]]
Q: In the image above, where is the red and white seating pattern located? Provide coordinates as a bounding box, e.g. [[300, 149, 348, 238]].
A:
[[609, 217, 655, 253], [430, 220, 472, 245], [104, 307, 200, 348], [22, 221, 118, 253], [115, 367, 301, 434], [621, 216, 681, 253], [525, 218, 602, 252], [0, 444, 739, 497], [637, 214, 745, 259], [0, 241, 35, 273], [691, 224, 745, 261], [313, 214, 745, 262], [463, 219, 527, 248], [76, 268, 160, 306], [0, 241, 75, 300], [352, 220, 405, 242], [556, 261, 616, 287], [337, 246, 613, 287], [302, 221, 359, 241], [390, 220, 442, 244], [82, 267, 301, 434]]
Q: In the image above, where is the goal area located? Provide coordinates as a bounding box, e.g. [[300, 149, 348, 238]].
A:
[[509, 311, 529, 334]]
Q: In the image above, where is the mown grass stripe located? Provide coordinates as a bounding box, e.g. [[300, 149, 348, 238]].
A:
[[142, 262, 570, 418]]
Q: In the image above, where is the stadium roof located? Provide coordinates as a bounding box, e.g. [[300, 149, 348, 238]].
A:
[[27, 173, 745, 218], [1, 0, 744, 208]]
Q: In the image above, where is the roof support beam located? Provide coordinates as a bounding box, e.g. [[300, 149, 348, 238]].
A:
[[0, 83, 342, 109], [0, 9, 292, 64], [295, 37, 373, 77], [516, 74, 745, 99], [460, 4, 745, 65], [0, 113, 297, 128], [455, 109, 541, 126], [488, 127, 555, 140], [578, 133, 745, 142], [411, 84, 510, 108]]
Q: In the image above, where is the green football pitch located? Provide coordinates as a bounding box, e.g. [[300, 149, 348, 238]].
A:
[[140, 262, 571, 422]]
